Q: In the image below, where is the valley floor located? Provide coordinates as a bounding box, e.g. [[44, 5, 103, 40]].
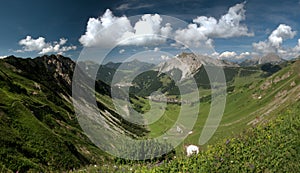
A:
[[71, 100, 300, 172]]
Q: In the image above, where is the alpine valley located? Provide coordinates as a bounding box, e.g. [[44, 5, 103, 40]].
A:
[[0, 53, 299, 172]]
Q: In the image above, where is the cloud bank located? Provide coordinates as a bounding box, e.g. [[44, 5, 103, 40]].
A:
[[79, 2, 253, 49], [18, 36, 76, 55], [215, 51, 251, 60], [216, 23, 300, 61], [79, 9, 171, 47], [253, 24, 299, 58], [0, 55, 7, 59], [219, 51, 237, 59], [175, 2, 253, 47]]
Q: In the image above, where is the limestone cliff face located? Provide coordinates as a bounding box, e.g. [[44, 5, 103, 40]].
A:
[[259, 53, 284, 65], [43, 54, 75, 86], [157, 52, 239, 81]]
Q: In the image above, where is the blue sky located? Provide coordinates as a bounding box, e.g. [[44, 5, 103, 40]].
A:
[[0, 0, 300, 61]]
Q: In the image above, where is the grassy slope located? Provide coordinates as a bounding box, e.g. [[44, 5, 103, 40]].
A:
[[73, 61, 300, 172], [1, 56, 300, 172], [133, 60, 300, 157], [148, 100, 300, 172], [0, 56, 152, 172], [0, 60, 108, 172], [72, 86, 300, 172]]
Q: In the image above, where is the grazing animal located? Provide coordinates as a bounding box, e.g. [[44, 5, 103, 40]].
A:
[[185, 144, 199, 156]]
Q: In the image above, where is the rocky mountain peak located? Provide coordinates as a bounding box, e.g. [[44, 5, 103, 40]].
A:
[[2, 54, 75, 96], [240, 53, 285, 66], [259, 53, 284, 65], [157, 52, 238, 81], [39, 54, 75, 86]]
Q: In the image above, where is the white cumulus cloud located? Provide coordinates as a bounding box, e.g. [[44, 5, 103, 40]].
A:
[[268, 24, 296, 48], [79, 10, 172, 47], [252, 40, 274, 54], [174, 2, 253, 48], [79, 3, 253, 49], [210, 52, 220, 58], [253, 24, 299, 58], [59, 38, 68, 45], [119, 14, 171, 46], [283, 39, 300, 58], [18, 36, 76, 55], [293, 39, 300, 52], [0, 55, 8, 59], [78, 2, 257, 59], [19, 36, 46, 52], [79, 9, 132, 47], [219, 51, 237, 59], [216, 51, 251, 60], [237, 51, 251, 59]]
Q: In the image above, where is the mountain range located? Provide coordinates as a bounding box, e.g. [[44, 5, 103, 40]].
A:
[[0, 53, 299, 172]]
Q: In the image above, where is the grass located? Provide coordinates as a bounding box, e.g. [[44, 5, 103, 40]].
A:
[[1, 56, 300, 172], [72, 94, 300, 172], [0, 59, 110, 172], [135, 60, 300, 152]]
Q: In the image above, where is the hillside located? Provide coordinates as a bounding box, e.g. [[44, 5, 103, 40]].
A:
[[130, 58, 300, 146], [74, 100, 300, 172], [0, 55, 149, 172], [73, 59, 300, 172], [0, 54, 300, 172]]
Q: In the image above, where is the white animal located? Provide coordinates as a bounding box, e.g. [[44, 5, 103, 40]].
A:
[[186, 145, 199, 156]]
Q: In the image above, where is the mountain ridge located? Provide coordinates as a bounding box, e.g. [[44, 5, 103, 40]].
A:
[[1, 54, 300, 172], [0, 54, 150, 172], [240, 53, 286, 66], [157, 52, 239, 81]]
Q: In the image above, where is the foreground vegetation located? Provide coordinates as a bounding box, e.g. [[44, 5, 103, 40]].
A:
[[73, 100, 300, 172]]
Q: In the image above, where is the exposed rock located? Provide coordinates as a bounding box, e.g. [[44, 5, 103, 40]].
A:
[[240, 53, 285, 66], [157, 52, 239, 81], [4, 54, 75, 97], [260, 71, 292, 90], [260, 80, 273, 90], [275, 90, 287, 98], [291, 81, 296, 87], [259, 53, 284, 65], [43, 54, 74, 86], [240, 56, 260, 66]]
